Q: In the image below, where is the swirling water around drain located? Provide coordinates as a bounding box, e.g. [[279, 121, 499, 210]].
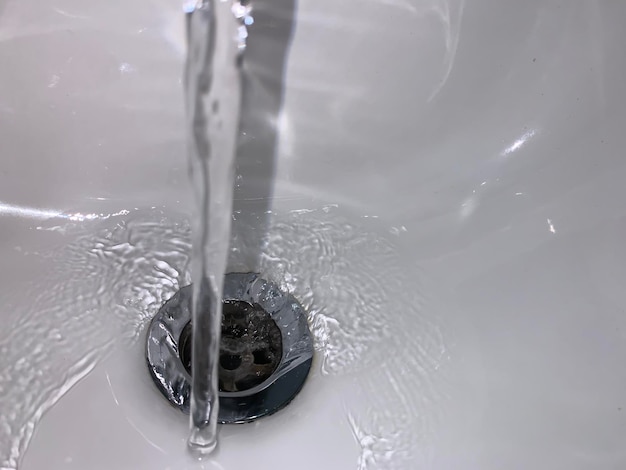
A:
[[1, 206, 451, 469]]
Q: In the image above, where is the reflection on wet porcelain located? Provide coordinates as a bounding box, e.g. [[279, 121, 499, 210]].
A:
[[2, 0, 626, 469]]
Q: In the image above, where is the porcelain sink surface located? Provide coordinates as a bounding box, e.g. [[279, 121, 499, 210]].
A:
[[1, 0, 626, 469]]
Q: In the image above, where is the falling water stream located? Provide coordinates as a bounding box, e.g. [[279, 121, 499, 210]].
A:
[[184, 0, 249, 455]]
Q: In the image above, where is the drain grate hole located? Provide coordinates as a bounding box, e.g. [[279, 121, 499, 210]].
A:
[[253, 349, 273, 365], [223, 324, 246, 338], [220, 354, 242, 370]]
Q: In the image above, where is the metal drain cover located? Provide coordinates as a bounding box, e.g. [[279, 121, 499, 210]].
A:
[[145, 273, 314, 424]]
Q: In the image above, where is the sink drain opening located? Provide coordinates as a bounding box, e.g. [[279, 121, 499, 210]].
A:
[[178, 300, 283, 392], [146, 273, 313, 424]]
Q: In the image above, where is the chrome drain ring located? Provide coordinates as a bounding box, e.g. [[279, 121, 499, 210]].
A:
[[145, 273, 313, 423]]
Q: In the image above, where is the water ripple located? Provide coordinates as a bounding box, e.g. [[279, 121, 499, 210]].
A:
[[1, 206, 449, 469]]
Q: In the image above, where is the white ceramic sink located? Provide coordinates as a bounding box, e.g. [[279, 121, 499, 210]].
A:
[[2, 0, 626, 469]]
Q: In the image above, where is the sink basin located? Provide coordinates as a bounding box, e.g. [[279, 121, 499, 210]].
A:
[[2, 0, 626, 469]]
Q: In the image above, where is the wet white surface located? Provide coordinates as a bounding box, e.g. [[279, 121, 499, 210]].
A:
[[2, 0, 626, 469]]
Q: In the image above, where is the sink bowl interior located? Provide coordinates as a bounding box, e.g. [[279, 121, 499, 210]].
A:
[[2, 0, 626, 469]]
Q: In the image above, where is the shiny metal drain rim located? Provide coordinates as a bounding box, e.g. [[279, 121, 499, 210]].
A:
[[145, 272, 313, 424]]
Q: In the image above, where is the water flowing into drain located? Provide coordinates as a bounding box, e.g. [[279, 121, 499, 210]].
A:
[[184, 0, 249, 455], [145, 273, 314, 424], [179, 300, 284, 392]]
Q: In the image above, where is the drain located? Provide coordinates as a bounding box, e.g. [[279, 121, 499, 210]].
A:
[[178, 300, 283, 392], [145, 273, 313, 424]]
